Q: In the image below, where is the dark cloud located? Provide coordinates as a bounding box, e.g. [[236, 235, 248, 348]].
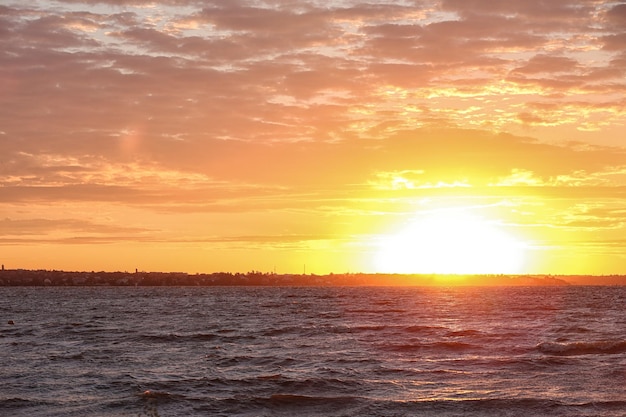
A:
[[441, 0, 598, 21], [606, 3, 626, 25], [512, 55, 580, 75]]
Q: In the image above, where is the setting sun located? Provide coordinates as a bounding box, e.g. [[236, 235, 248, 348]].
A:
[[375, 210, 526, 274]]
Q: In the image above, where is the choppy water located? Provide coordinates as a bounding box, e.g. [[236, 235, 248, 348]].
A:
[[1, 286, 625, 416]]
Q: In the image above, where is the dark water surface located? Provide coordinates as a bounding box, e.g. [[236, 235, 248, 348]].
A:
[[1, 286, 625, 416]]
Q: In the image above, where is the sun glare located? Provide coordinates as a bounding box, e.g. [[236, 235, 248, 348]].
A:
[[375, 211, 526, 274]]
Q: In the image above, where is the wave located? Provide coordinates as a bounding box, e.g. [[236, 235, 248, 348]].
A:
[[261, 326, 302, 337], [404, 325, 447, 334], [352, 324, 389, 331], [268, 393, 358, 404], [342, 323, 444, 335], [574, 400, 626, 410], [0, 397, 52, 409], [385, 340, 479, 352], [367, 398, 626, 415], [138, 332, 228, 343], [256, 373, 282, 380], [346, 307, 406, 314], [47, 351, 85, 361], [446, 329, 483, 337], [537, 340, 626, 356], [1, 327, 36, 337], [139, 389, 178, 400], [552, 325, 592, 334], [190, 394, 362, 415], [214, 355, 297, 369], [274, 376, 363, 394], [191, 396, 626, 416]]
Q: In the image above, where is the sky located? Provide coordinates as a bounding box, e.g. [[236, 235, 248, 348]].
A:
[[1, 0, 626, 275]]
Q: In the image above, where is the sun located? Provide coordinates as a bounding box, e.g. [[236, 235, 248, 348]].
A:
[[374, 210, 526, 274]]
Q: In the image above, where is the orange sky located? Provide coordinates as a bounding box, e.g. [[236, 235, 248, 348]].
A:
[[1, 0, 625, 275]]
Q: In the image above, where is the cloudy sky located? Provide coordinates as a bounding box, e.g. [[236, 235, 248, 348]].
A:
[[1, 0, 625, 275]]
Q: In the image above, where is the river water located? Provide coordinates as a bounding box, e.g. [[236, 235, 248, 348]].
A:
[[1, 286, 625, 416]]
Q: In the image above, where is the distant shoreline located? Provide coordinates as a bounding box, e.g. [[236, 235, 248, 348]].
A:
[[1, 269, 625, 286]]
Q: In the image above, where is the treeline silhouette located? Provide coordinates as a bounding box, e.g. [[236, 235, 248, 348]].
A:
[[0, 268, 591, 286]]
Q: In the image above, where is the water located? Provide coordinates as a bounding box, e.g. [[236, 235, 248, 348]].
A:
[[1, 286, 625, 416]]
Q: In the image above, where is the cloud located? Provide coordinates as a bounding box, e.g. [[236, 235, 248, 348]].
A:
[[511, 55, 580, 75], [2, 0, 624, 153], [605, 3, 626, 26], [0, 217, 149, 235], [2, 127, 626, 210], [0, 1, 625, 272]]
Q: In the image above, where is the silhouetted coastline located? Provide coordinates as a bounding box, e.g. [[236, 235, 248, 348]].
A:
[[1, 268, 625, 286]]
